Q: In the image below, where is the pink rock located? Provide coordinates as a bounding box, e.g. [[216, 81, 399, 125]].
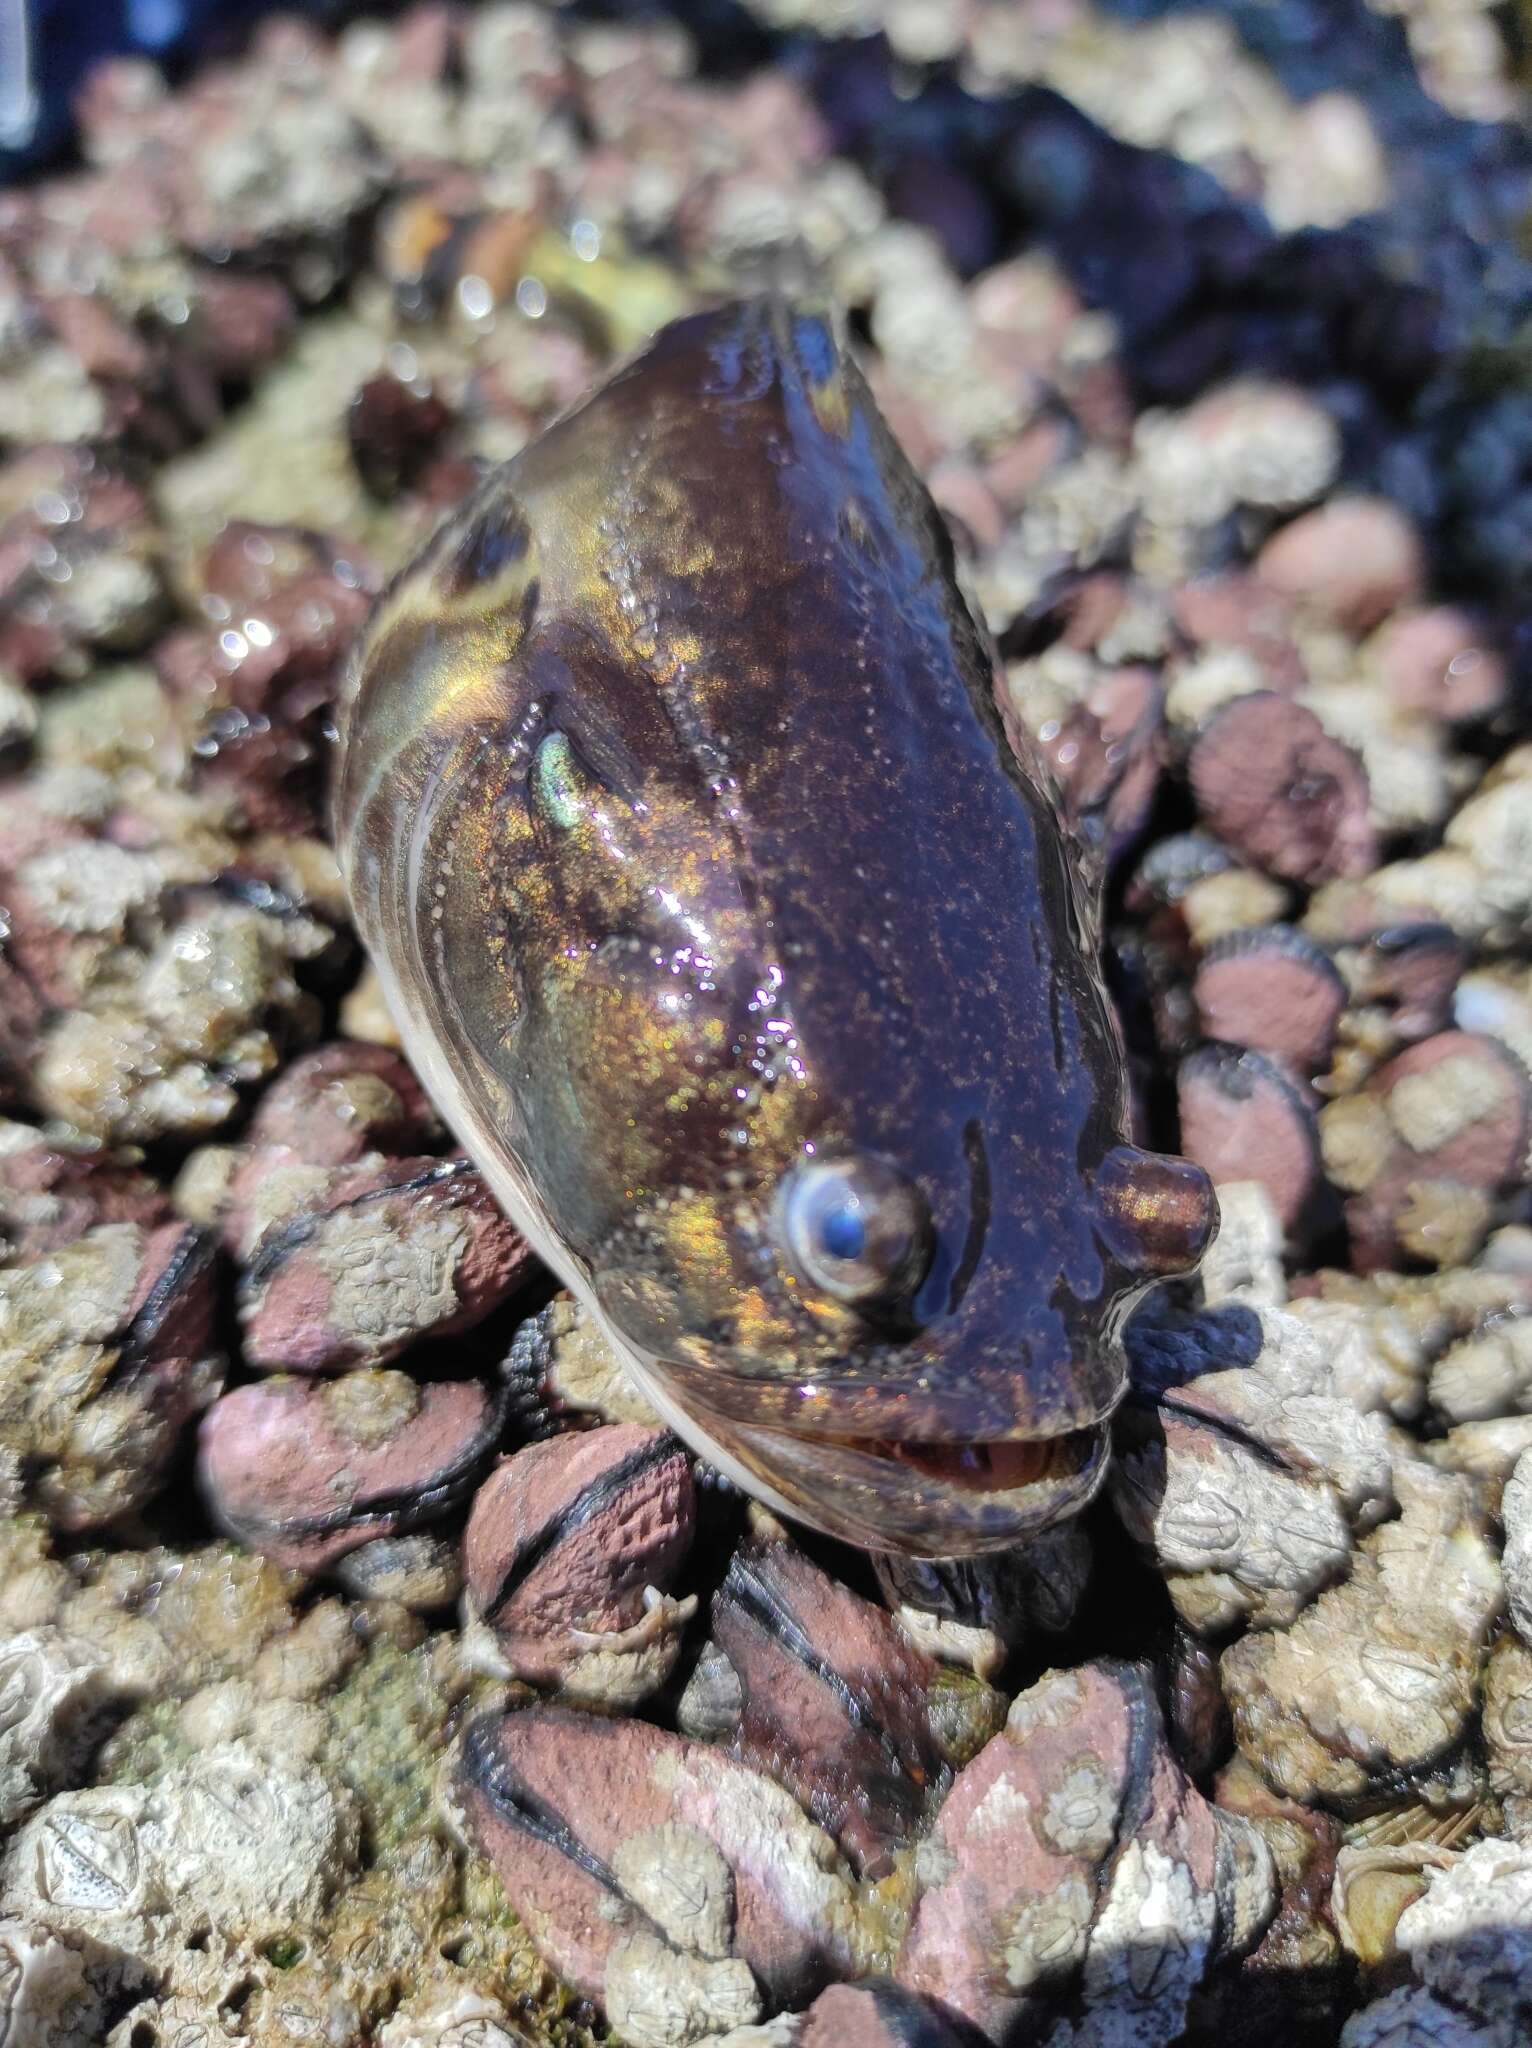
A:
[[1255, 497, 1423, 633], [1041, 664, 1164, 864], [458, 1708, 864, 2008], [1178, 1044, 1320, 1232], [0, 1133, 170, 1254], [199, 1369, 504, 1570], [248, 1042, 440, 1166], [1192, 925, 1348, 1071], [794, 1982, 969, 2048], [1171, 573, 1304, 694], [712, 1538, 943, 1878], [237, 1156, 537, 1373], [897, 1662, 1272, 2040], [1343, 1030, 1532, 1270], [1338, 923, 1464, 1044], [1368, 606, 1505, 725], [463, 1424, 694, 1689], [1188, 692, 1376, 886]]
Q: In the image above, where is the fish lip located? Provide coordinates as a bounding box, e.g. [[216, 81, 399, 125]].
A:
[[641, 1352, 1126, 1447], [724, 1414, 1113, 1558]]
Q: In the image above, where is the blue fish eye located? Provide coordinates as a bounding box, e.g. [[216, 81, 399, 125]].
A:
[[777, 1154, 929, 1308], [817, 1200, 866, 1263]]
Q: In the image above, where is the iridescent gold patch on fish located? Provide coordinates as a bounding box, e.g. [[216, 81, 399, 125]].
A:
[[791, 310, 852, 439]]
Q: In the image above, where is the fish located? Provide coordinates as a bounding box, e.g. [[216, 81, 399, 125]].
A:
[[333, 298, 1216, 1558]]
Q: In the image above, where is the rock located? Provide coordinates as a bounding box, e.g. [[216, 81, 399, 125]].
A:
[[0, 1917, 113, 2047], [462, 1423, 696, 1709], [330, 1531, 462, 1611], [0, 1123, 170, 1256], [1365, 607, 1505, 726], [0, 1629, 118, 1828], [1167, 1629, 1231, 1782], [873, 1525, 1092, 1681], [789, 1981, 971, 2048], [1192, 925, 1347, 1071], [1482, 1633, 1532, 1803], [247, 1041, 441, 1166], [1332, 1840, 1458, 1968], [199, 1370, 506, 1572], [1444, 765, 1532, 933], [1340, 923, 1466, 1045], [0, 1742, 358, 1961], [500, 1289, 664, 1436], [1395, 1837, 1532, 2030], [1178, 1044, 1320, 1233], [712, 1538, 945, 1878], [376, 1983, 537, 2048], [677, 1638, 746, 1745], [1335, 1032, 1532, 1272], [348, 369, 456, 499], [33, 899, 329, 1146], [1221, 1462, 1503, 1807], [1112, 1309, 1393, 1633], [237, 1156, 535, 1373], [1429, 1322, 1532, 1426], [1283, 1296, 1430, 1422], [1503, 1451, 1532, 1646], [456, 1708, 872, 2019], [1195, 1179, 1288, 1309], [1188, 692, 1376, 886], [1428, 1416, 1532, 1490], [1208, 1752, 1346, 2045], [0, 1220, 223, 1529], [895, 1661, 1274, 2043], [1340, 1985, 1517, 2047], [1255, 497, 1423, 633], [1035, 662, 1164, 863]]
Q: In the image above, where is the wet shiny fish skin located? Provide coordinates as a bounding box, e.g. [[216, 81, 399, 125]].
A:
[[334, 298, 1216, 1557]]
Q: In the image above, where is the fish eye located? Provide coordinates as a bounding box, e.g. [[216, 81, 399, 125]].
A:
[[777, 1155, 930, 1308]]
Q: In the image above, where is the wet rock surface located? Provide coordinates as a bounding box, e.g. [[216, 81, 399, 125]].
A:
[[1, 1, 1531, 2042]]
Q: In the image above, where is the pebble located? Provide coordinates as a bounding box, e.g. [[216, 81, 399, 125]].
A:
[[1333, 1030, 1532, 1271], [247, 1040, 441, 1166], [1504, 1451, 1532, 1647], [0, 1219, 223, 1529], [1192, 924, 1348, 1071], [1112, 1306, 1393, 1633], [1365, 607, 1506, 725], [1395, 1837, 1532, 2031], [873, 1525, 1092, 1681], [1221, 1461, 1503, 1808], [500, 1289, 664, 1437], [0, 1629, 118, 1828]]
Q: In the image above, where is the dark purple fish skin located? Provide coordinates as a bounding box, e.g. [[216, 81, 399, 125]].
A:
[[335, 299, 1215, 1555]]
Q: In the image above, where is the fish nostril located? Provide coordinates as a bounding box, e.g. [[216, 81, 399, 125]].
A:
[[1093, 1145, 1219, 1277]]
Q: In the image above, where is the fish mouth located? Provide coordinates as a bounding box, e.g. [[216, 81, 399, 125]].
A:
[[723, 1416, 1112, 1557]]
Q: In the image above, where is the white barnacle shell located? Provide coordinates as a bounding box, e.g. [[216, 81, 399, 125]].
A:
[[0, 1628, 116, 1828]]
